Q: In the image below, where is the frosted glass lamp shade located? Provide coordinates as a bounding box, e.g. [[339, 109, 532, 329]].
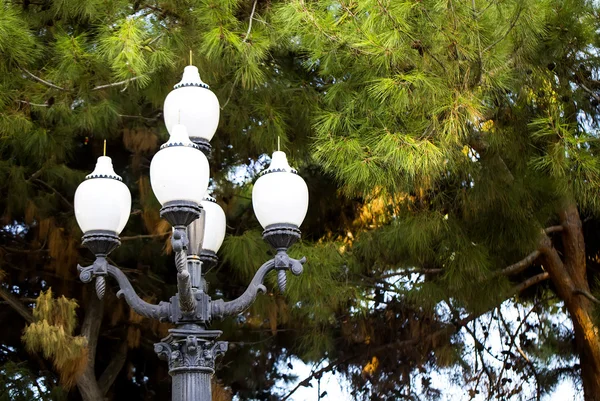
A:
[[252, 151, 309, 229], [74, 156, 132, 234], [201, 196, 226, 253], [164, 66, 220, 143], [150, 124, 209, 205]]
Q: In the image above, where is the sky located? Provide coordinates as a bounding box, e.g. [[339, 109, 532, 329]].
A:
[[272, 357, 580, 401]]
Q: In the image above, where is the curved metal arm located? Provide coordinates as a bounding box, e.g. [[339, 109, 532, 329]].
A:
[[78, 262, 172, 322], [211, 253, 306, 320]]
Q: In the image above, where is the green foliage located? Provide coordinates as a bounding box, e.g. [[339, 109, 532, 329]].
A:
[[0, 0, 599, 399]]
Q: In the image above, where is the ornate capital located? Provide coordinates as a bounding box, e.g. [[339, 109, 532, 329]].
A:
[[155, 328, 227, 374]]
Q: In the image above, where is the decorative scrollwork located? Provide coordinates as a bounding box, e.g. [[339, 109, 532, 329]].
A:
[[211, 253, 306, 319], [78, 265, 95, 283]]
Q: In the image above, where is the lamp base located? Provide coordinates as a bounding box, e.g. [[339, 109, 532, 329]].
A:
[[190, 137, 211, 157], [160, 201, 202, 228], [82, 230, 120, 256], [262, 223, 301, 251]]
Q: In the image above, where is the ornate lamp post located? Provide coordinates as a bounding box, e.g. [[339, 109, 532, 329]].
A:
[[73, 64, 309, 401]]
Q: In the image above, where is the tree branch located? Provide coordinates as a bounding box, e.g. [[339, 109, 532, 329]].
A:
[[118, 113, 160, 122], [19, 100, 49, 107], [92, 75, 145, 91], [98, 341, 128, 395], [76, 293, 105, 401], [243, 0, 258, 43], [0, 286, 33, 323], [32, 178, 73, 209], [501, 250, 541, 276], [513, 272, 549, 293], [483, 4, 523, 52], [573, 288, 600, 305], [544, 225, 564, 234], [20, 67, 68, 91]]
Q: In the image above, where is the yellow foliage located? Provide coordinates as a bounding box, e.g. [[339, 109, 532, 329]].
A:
[[22, 290, 88, 388], [362, 356, 379, 377]]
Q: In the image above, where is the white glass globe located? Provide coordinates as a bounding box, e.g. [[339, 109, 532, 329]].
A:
[[252, 151, 309, 228], [201, 196, 226, 253], [74, 156, 132, 234], [164, 66, 220, 143], [150, 124, 209, 205]]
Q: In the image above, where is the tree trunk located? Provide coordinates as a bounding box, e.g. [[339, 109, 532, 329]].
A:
[[76, 292, 105, 401], [540, 203, 600, 400]]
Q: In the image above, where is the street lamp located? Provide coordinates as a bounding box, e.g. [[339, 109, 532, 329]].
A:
[[74, 64, 309, 401]]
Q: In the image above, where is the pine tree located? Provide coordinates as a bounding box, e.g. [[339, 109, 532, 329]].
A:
[[1, 0, 600, 400]]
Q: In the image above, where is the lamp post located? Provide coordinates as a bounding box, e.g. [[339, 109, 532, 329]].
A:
[[73, 64, 309, 401]]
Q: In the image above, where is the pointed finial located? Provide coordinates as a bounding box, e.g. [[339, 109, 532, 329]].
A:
[[189, 49, 193, 66], [103, 140, 107, 156], [277, 136, 280, 151]]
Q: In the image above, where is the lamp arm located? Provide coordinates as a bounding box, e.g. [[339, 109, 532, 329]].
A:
[[211, 253, 306, 319], [78, 261, 172, 322], [107, 264, 172, 321]]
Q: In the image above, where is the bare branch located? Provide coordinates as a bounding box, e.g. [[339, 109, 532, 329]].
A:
[[92, 75, 145, 91], [501, 250, 541, 276], [243, 0, 258, 43], [573, 288, 600, 305], [544, 225, 564, 234], [18, 100, 48, 107], [118, 113, 160, 122], [580, 83, 600, 103], [20, 67, 68, 91], [513, 272, 549, 293]]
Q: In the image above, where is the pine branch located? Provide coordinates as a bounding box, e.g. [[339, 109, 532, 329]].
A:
[[0, 286, 33, 323], [483, 5, 523, 53], [92, 75, 146, 91], [20, 67, 69, 91], [243, 0, 258, 43]]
